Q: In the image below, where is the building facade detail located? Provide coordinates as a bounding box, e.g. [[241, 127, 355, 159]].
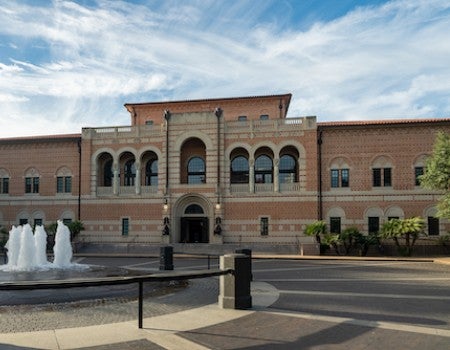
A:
[[0, 94, 449, 253]]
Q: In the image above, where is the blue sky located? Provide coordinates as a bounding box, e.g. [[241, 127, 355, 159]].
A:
[[0, 0, 449, 137]]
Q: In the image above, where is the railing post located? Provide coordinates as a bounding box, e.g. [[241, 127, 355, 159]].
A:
[[138, 281, 143, 329], [160, 246, 174, 270], [219, 253, 252, 309]]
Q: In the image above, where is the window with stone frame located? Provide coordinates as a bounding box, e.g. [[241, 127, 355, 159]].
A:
[[231, 156, 249, 184], [372, 156, 393, 188]]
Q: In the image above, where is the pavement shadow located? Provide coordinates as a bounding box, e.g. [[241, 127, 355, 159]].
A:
[[0, 344, 42, 350]]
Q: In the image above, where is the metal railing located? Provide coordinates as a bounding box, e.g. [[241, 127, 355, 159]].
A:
[[0, 268, 232, 329]]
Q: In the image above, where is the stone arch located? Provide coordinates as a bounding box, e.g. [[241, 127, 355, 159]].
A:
[[364, 207, 384, 218], [327, 207, 346, 218], [384, 206, 405, 219], [413, 154, 429, 167], [16, 210, 30, 225], [24, 167, 40, 177], [0, 168, 10, 178], [55, 166, 73, 177], [31, 209, 45, 226], [329, 156, 352, 170], [95, 150, 114, 187], [60, 209, 76, 222], [137, 146, 162, 161], [172, 193, 214, 244], [174, 130, 214, 151], [250, 141, 277, 159], [371, 155, 394, 168], [276, 140, 306, 159], [225, 142, 251, 160]]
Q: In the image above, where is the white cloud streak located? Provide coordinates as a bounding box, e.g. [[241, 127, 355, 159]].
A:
[[0, 0, 449, 137]]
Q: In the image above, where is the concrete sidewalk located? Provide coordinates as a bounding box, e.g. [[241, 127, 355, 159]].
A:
[[0, 282, 278, 350]]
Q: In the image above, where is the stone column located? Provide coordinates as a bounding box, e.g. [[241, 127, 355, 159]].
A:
[[219, 254, 252, 309], [135, 162, 141, 195], [274, 157, 279, 192], [249, 158, 255, 193], [113, 163, 119, 196]]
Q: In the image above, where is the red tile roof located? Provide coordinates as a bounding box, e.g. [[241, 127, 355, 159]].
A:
[[318, 118, 450, 128]]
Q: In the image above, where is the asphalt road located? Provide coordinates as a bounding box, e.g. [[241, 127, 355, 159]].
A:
[[78, 256, 450, 332]]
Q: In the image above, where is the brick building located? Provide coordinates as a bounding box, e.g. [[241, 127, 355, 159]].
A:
[[0, 94, 449, 254]]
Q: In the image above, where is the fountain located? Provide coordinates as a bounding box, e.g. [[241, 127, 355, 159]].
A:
[[0, 221, 155, 306], [1, 221, 80, 272]]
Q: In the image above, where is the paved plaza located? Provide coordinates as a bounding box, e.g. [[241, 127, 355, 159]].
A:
[[0, 256, 449, 349]]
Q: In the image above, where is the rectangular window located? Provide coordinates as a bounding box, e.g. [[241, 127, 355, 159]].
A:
[[341, 169, 349, 187], [238, 115, 247, 121], [63, 218, 72, 225], [415, 167, 424, 186], [0, 178, 9, 194], [368, 217, 379, 235], [259, 114, 269, 120], [373, 168, 391, 187], [25, 177, 32, 193], [331, 169, 339, 188], [57, 177, 64, 193], [65, 176, 72, 193], [331, 169, 350, 188], [330, 217, 341, 234], [428, 217, 439, 236], [57, 176, 72, 193], [383, 168, 392, 187], [33, 177, 39, 193], [260, 217, 269, 236], [19, 218, 28, 225], [25, 177, 40, 193], [122, 218, 129, 236], [34, 218, 43, 227], [372, 168, 381, 187]]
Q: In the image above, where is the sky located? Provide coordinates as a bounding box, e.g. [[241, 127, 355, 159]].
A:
[[0, 0, 449, 138]]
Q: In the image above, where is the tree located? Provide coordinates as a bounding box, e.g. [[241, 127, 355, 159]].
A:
[[304, 220, 328, 254], [420, 132, 450, 218], [380, 217, 425, 256], [304, 220, 327, 244], [67, 220, 85, 240]]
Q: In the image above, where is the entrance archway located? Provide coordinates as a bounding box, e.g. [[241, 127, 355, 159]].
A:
[[174, 195, 212, 244], [180, 204, 209, 243]]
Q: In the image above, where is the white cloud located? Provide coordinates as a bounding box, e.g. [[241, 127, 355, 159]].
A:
[[0, 0, 449, 137]]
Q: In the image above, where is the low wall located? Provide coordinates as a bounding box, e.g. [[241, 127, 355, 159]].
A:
[[75, 242, 319, 256]]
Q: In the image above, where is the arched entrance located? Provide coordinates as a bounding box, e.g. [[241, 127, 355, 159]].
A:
[[180, 204, 209, 243], [174, 195, 212, 244]]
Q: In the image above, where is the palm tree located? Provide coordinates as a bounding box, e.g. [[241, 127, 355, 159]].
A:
[[304, 220, 327, 245], [380, 217, 425, 256]]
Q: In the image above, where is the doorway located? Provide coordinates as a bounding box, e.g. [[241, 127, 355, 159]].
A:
[[180, 217, 209, 243]]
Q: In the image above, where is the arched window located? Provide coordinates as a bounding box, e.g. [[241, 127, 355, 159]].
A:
[[372, 156, 392, 188], [231, 156, 249, 184], [188, 157, 206, 184], [255, 155, 273, 183], [279, 155, 297, 183], [185, 204, 204, 214], [124, 160, 136, 186], [145, 159, 158, 186], [103, 159, 113, 187]]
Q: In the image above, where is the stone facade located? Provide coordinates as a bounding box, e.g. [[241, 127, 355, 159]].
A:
[[0, 94, 449, 254]]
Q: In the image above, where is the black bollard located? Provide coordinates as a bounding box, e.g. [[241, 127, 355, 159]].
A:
[[219, 253, 252, 309], [235, 248, 252, 281], [159, 246, 174, 270]]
